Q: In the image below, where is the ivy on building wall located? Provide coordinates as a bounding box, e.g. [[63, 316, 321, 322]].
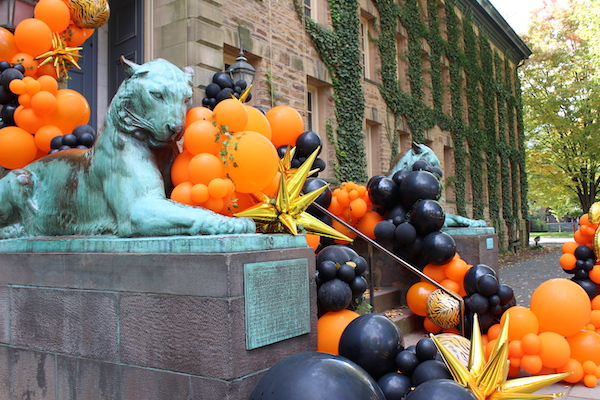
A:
[[294, 0, 367, 183]]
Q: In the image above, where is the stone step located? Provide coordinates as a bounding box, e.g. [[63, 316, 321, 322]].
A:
[[365, 287, 404, 314]]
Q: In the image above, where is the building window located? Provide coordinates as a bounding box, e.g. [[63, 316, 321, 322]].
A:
[[304, 0, 312, 18], [360, 17, 371, 80], [365, 122, 382, 178], [307, 85, 317, 132]]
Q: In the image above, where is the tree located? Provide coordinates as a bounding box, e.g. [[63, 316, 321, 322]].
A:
[[521, 0, 600, 216]]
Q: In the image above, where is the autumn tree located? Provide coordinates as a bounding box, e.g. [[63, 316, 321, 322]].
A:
[[521, 0, 600, 217]]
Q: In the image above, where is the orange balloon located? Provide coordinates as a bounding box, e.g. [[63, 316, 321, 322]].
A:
[[9, 79, 26, 95], [562, 241, 579, 254], [444, 258, 470, 282], [335, 189, 350, 207], [15, 107, 46, 133], [265, 105, 304, 148], [422, 264, 447, 283], [47, 89, 90, 133], [208, 178, 229, 199], [559, 253, 577, 271], [356, 210, 383, 240], [530, 279, 591, 337], [423, 317, 442, 333], [538, 331, 571, 368], [25, 78, 41, 95], [186, 106, 213, 127], [191, 184, 209, 204], [583, 374, 598, 388], [229, 192, 258, 213], [60, 23, 89, 47], [34, 125, 62, 153], [521, 333, 542, 355], [590, 265, 600, 284], [327, 196, 344, 215], [305, 233, 321, 251], [0, 27, 19, 62], [440, 279, 460, 294], [0, 126, 38, 169], [583, 360, 597, 375], [500, 306, 539, 342], [349, 198, 367, 218], [406, 281, 437, 317], [521, 354, 543, 375], [203, 196, 224, 213], [331, 219, 356, 244], [224, 130, 279, 193], [36, 75, 58, 94], [244, 105, 272, 139], [14, 19, 53, 57], [574, 229, 588, 245], [19, 93, 32, 108], [261, 171, 281, 198], [590, 309, 600, 328], [35, 63, 58, 79], [170, 150, 193, 186], [188, 153, 224, 185], [11, 53, 39, 77], [212, 98, 248, 133], [508, 339, 524, 358], [31, 91, 57, 116], [557, 358, 584, 383], [34, 0, 71, 33], [317, 310, 360, 354], [567, 330, 600, 365], [183, 120, 221, 155], [170, 182, 194, 205], [592, 295, 600, 310]]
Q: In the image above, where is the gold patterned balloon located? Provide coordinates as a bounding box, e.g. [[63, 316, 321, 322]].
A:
[[426, 289, 461, 328], [435, 333, 470, 367], [68, 0, 110, 29]]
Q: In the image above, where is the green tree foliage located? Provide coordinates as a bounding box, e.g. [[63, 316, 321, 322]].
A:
[[522, 0, 600, 215]]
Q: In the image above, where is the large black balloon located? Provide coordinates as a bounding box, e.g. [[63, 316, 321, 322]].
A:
[[296, 131, 322, 158], [476, 274, 499, 297], [339, 313, 405, 380], [318, 279, 352, 312], [574, 245, 595, 261], [464, 264, 496, 296], [369, 178, 399, 209], [406, 379, 478, 400], [304, 177, 332, 217], [409, 199, 445, 236], [317, 245, 353, 266], [377, 372, 411, 400], [212, 71, 233, 88], [0, 68, 23, 89], [399, 171, 441, 209], [422, 231, 456, 265], [411, 360, 452, 387], [368, 175, 386, 189], [572, 278, 600, 299], [249, 352, 386, 400]]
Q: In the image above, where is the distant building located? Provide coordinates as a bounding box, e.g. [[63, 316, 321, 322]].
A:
[[3, 0, 532, 247]]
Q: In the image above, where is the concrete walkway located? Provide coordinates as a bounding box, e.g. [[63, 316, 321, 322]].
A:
[[499, 241, 600, 400]]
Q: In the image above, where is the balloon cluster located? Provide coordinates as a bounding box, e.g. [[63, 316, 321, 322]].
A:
[[315, 245, 368, 314], [392, 337, 451, 392], [0, 62, 24, 127], [462, 264, 515, 334], [277, 131, 326, 177], [560, 215, 600, 299], [48, 123, 96, 153], [369, 160, 456, 268], [202, 71, 251, 110]]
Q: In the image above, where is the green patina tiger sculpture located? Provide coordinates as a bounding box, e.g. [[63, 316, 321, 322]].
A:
[[0, 57, 255, 238]]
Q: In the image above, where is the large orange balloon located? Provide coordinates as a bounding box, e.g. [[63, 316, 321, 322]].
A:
[[34, 0, 71, 33], [31, 91, 57, 116], [265, 105, 304, 148], [11, 53, 39, 77], [566, 330, 600, 365], [14, 19, 53, 57], [14, 107, 46, 133], [34, 125, 62, 153], [47, 89, 90, 133], [244, 105, 272, 139], [500, 306, 539, 342], [557, 358, 584, 384], [406, 281, 437, 317], [0, 126, 38, 169], [212, 98, 248, 133], [188, 153, 224, 185], [60, 23, 89, 47], [538, 331, 571, 368], [356, 210, 384, 240], [183, 120, 221, 155], [186, 106, 213, 127], [0, 27, 19, 62], [224, 130, 279, 193], [317, 310, 360, 355], [530, 279, 591, 337]]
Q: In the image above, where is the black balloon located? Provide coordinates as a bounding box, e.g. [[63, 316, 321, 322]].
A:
[[574, 245, 595, 261], [353, 256, 368, 276], [391, 169, 411, 188], [212, 71, 233, 88], [318, 260, 338, 281], [409, 199, 445, 236], [388, 204, 408, 223], [464, 264, 496, 296], [318, 279, 352, 312], [374, 220, 396, 242], [317, 245, 353, 266], [339, 313, 405, 380], [466, 293, 489, 314], [572, 278, 600, 299], [411, 360, 451, 387], [400, 171, 441, 209], [406, 379, 478, 400], [205, 82, 221, 98], [412, 159, 430, 171], [422, 231, 456, 265], [50, 135, 63, 150], [0, 68, 23, 89], [395, 350, 420, 376], [215, 88, 234, 103], [395, 222, 417, 245], [0, 85, 14, 104], [248, 352, 386, 400], [337, 263, 356, 282], [369, 178, 399, 209], [478, 311, 496, 332], [496, 284, 514, 305], [296, 131, 322, 157], [62, 134, 77, 147], [0, 102, 17, 125], [350, 276, 368, 296], [368, 175, 386, 189], [430, 167, 443, 179], [377, 372, 411, 400], [415, 338, 438, 362], [476, 274, 499, 297]]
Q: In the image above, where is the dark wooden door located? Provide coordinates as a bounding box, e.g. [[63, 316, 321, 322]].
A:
[[68, 34, 98, 129]]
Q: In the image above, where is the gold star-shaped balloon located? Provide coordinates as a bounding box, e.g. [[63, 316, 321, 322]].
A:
[[431, 314, 572, 400], [35, 33, 82, 79], [589, 202, 600, 257], [234, 147, 352, 242]]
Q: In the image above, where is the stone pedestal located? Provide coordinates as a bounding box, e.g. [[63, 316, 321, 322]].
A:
[[0, 235, 317, 400], [443, 227, 499, 275]]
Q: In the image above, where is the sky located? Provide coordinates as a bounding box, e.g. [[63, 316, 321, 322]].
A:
[[488, 0, 545, 34]]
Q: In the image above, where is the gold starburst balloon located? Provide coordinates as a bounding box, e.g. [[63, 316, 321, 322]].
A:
[[35, 33, 82, 79], [431, 314, 572, 400], [589, 202, 600, 256], [234, 147, 352, 242]]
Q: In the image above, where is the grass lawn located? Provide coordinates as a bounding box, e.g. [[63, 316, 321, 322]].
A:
[[532, 231, 575, 238]]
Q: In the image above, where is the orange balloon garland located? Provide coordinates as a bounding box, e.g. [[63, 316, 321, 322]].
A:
[[0, 126, 38, 169]]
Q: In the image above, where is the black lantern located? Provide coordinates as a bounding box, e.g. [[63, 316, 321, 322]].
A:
[[227, 49, 255, 87]]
